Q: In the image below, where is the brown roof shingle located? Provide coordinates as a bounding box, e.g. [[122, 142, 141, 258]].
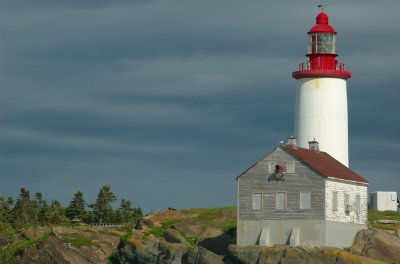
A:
[[281, 145, 369, 184]]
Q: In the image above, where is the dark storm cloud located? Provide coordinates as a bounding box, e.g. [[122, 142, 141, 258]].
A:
[[1, 0, 399, 210]]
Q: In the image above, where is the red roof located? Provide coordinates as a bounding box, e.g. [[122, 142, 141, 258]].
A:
[[281, 145, 369, 184], [308, 12, 337, 34]]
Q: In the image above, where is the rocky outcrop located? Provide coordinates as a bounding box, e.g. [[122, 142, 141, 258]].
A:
[[0, 226, 122, 264], [350, 228, 400, 263], [2, 226, 400, 264], [188, 246, 224, 264], [227, 244, 386, 264], [111, 228, 400, 264], [1, 206, 400, 264], [113, 230, 190, 264]]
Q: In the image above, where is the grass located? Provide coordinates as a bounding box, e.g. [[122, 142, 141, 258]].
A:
[[99, 229, 122, 237], [119, 228, 132, 246], [146, 218, 183, 237], [178, 230, 196, 247], [368, 209, 400, 230], [0, 224, 17, 239], [192, 206, 236, 232], [186, 206, 236, 221], [60, 233, 99, 247]]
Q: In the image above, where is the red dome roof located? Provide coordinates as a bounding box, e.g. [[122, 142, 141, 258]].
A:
[[308, 12, 336, 34], [316, 12, 329, 24]]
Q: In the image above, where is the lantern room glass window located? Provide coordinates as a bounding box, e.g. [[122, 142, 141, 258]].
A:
[[308, 33, 336, 54]]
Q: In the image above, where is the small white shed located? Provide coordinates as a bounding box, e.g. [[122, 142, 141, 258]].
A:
[[370, 192, 398, 211]]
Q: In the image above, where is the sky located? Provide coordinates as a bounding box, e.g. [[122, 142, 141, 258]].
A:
[[1, 0, 399, 212]]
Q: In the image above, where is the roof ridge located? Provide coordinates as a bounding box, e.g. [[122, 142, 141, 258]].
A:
[[280, 144, 369, 184]]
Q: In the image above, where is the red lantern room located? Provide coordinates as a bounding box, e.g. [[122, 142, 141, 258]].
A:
[[292, 12, 351, 79]]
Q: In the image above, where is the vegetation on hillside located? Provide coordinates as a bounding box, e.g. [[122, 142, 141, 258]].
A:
[[0, 185, 143, 231], [2, 186, 399, 263], [0, 204, 399, 264], [0, 231, 51, 263], [145, 206, 236, 243]]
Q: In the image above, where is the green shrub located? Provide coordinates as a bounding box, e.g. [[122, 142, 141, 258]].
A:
[[223, 224, 236, 238]]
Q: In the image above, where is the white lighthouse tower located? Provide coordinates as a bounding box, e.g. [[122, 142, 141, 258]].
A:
[[292, 11, 351, 167]]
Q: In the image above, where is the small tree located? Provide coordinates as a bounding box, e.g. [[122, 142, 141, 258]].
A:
[[50, 200, 64, 224], [112, 209, 123, 224], [134, 206, 143, 219], [7, 197, 14, 207], [38, 202, 51, 225], [0, 196, 12, 224], [117, 199, 135, 223], [82, 209, 95, 224], [92, 185, 117, 224], [32, 192, 46, 224], [65, 191, 86, 220], [12, 188, 35, 228]]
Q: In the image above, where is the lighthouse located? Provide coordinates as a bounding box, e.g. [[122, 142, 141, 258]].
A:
[[236, 6, 368, 248], [292, 11, 351, 167], [236, 8, 369, 248]]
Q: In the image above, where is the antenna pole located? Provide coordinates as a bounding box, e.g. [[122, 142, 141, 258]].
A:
[[318, 0, 327, 13]]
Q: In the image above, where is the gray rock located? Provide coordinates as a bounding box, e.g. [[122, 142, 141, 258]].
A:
[[22, 227, 51, 240], [227, 244, 261, 264], [187, 246, 224, 264], [227, 244, 387, 264], [0, 236, 11, 246], [280, 247, 309, 264], [163, 228, 189, 245], [122, 234, 190, 264], [350, 228, 400, 263]]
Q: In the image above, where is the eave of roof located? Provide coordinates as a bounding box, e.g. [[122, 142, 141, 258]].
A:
[[235, 146, 280, 180]]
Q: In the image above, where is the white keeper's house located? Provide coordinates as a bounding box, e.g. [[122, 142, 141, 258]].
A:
[[236, 139, 368, 248]]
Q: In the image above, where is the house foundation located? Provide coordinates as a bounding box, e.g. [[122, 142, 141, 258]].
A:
[[237, 219, 366, 247]]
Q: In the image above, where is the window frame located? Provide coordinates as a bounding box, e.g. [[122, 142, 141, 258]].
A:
[[252, 192, 263, 211], [308, 33, 336, 54], [276, 192, 287, 211], [332, 191, 338, 211], [300, 192, 311, 210], [268, 162, 277, 174], [356, 194, 361, 215], [285, 160, 295, 174]]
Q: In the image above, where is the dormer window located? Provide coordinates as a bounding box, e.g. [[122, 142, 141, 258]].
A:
[[285, 161, 295, 173], [268, 162, 277, 173], [274, 165, 285, 174], [268, 161, 294, 180], [274, 165, 285, 180]]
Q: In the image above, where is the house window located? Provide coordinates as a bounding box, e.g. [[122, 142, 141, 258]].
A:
[[344, 193, 351, 213], [268, 162, 277, 173], [276, 192, 286, 210], [286, 161, 295, 173], [252, 192, 262, 211], [300, 192, 311, 209], [356, 195, 361, 215], [332, 191, 338, 211]]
